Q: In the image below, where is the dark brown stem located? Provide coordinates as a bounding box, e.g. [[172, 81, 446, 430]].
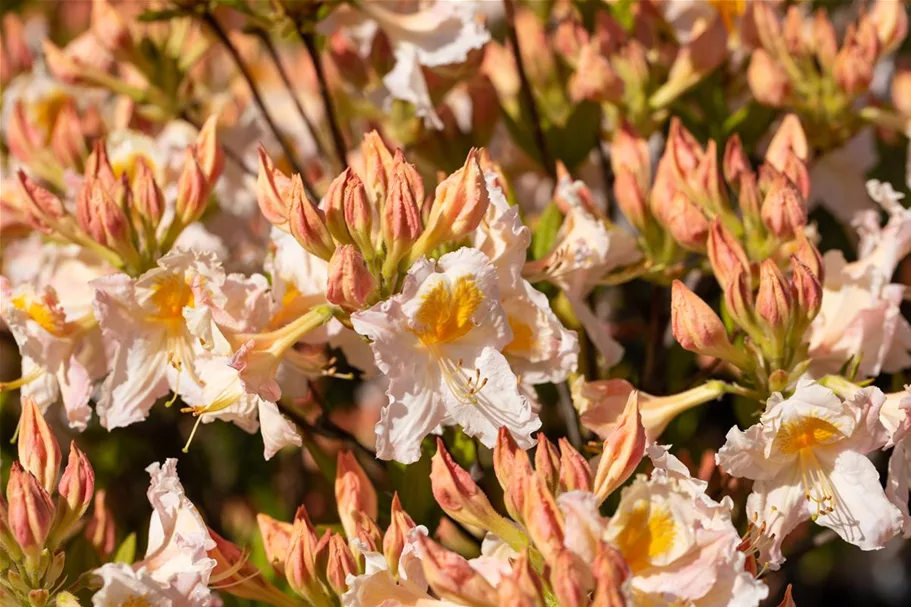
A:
[[503, 0, 555, 179], [299, 28, 349, 172]]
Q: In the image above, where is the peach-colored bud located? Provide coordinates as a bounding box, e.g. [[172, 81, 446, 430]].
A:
[[133, 158, 165, 226], [780, 149, 810, 200], [767, 115, 809, 169], [812, 10, 838, 69], [535, 434, 561, 494], [834, 23, 878, 96], [195, 115, 225, 186], [790, 256, 823, 332], [777, 584, 796, 607], [592, 391, 645, 503], [613, 167, 650, 233], [16, 171, 65, 232], [870, 0, 908, 56], [361, 131, 395, 206], [569, 42, 623, 103], [553, 17, 588, 65], [326, 245, 377, 311], [50, 99, 87, 169], [257, 513, 293, 572], [793, 230, 825, 282], [591, 543, 630, 607], [92, 0, 132, 54], [209, 527, 293, 605], [423, 149, 489, 247], [56, 442, 95, 532], [692, 139, 726, 209], [667, 118, 703, 180], [285, 510, 332, 603], [382, 153, 424, 271], [327, 532, 357, 595], [748, 49, 790, 107], [335, 450, 378, 540], [431, 438, 503, 530], [76, 177, 127, 249], [761, 173, 806, 239], [737, 172, 763, 223], [17, 398, 61, 495], [612, 126, 651, 231], [662, 15, 727, 100], [558, 438, 593, 493], [522, 472, 565, 565], [343, 173, 379, 258], [417, 535, 498, 605], [323, 168, 354, 245], [751, 0, 783, 50], [707, 220, 750, 291], [288, 175, 336, 260], [1, 14, 33, 86], [383, 493, 416, 578], [723, 134, 750, 186], [756, 259, 792, 337], [724, 266, 756, 333], [328, 32, 369, 89], [175, 147, 209, 226], [551, 549, 586, 607], [671, 280, 750, 368], [664, 192, 710, 252], [42, 40, 86, 85], [256, 147, 291, 228], [783, 6, 806, 56], [7, 101, 42, 163], [498, 550, 545, 607], [7, 463, 55, 558], [85, 489, 115, 558], [494, 428, 534, 522]]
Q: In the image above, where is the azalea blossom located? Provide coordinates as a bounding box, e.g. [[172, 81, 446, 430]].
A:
[[92, 459, 217, 606], [880, 386, 911, 538], [717, 379, 903, 568], [351, 247, 539, 463], [343, 526, 432, 607]]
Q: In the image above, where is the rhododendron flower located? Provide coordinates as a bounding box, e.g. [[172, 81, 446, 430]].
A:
[[343, 526, 431, 607], [351, 247, 539, 463], [808, 180, 911, 378], [604, 445, 768, 607], [91, 249, 271, 429], [717, 379, 903, 568], [93, 459, 216, 605], [880, 386, 911, 537]]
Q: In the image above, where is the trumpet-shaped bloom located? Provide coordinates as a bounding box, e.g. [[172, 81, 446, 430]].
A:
[[717, 379, 903, 568], [808, 180, 911, 377], [92, 459, 216, 606], [881, 387, 911, 537], [342, 526, 432, 607], [351, 247, 539, 463]]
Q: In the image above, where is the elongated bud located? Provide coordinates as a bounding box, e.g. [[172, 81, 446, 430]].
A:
[[535, 434, 561, 494], [84, 489, 115, 558], [612, 126, 651, 231], [834, 23, 877, 96], [92, 0, 132, 54], [767, 115, 809, 170], [78, 177, 129, 249], [793, 230, 824, 282], [723, 134, 750, 185], [343, 173, 379, 259], [133, 157, 164, 226], [790, 256, 822, 335], [780, 149, 810, 200], [664, 192, 710, 252], [175, 147, 208, 226], [523, 473, 565, 565], [335, 450, 378, 540], [551, 549, 587, 607], [327, 533, 357, 595], [558, 438, 593, 492], [55, 442, 95, 538], [671, 280, 751, 368], [417, 535, 498, 605], [8, 463, 54, 558], [724, 266, 757, 333], [324, 168, 354, 245], [692, 139, 726, 210], [50, 99, 87, 169], [256, 147, 291, 228], [285, 510, 331, 603], [499, 550, 545, 607], [326, 245, 377, 311], [666, 118, 703, 182], [494, 428, 534, 522], [257, 513, 293, 572], [383, 493, 415, 578], [382, 154, 424, 272], [761, 173, 806, 239], [195, 115, 224, 186], [569, 42, 623, 103], [421, 149, 489, 250], [431, 438, 503, 530], [777, 585, 796, 607], [748, 49, 789, 107], [592, 543, 630, 607], [871, 0, 908, 55], [738, 172, 763, 225], [18, 398, 61, 495], [707, 220, 750, 292], [7, 101, 41, 163], [361, 131, 395, 206], [756, 259, 792, 337], [593, 392, 645, 503], [17, 171, 65, 232], [813, 10, 838, 68], [289, 175, 336, 260]]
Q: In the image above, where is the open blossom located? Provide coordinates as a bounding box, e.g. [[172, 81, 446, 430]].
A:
[[717, 379, 903, 568], [91, 249, 271, 429], [879, 386, 911, 537], [351, 247, 539, 463], [92, 459, 217, 606], [808, 180, 911, 377], [343, 526, 431, 607]]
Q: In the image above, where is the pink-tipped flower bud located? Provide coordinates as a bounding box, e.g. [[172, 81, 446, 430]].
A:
[[535, 434, 561, 494], [257, 513, 293, 572], [551, 549, 587, 607], [767, 115, 809, 170], [7, 100, 42, 164], [16, 170, 65, 233], [382, 153, 425, 272], [326, 533, 357, 596], [175, 147, 209, 226], [323, 168, 354, 245], [558, 438, 593, 492], [724, 266, 757, 334], [285, 510, 331, 603], [195, 115, 225, 187], [133, 157, 165, 227], [383, 493, 416, 578], [50, 99, 87, 169], [421, 149, 490, 251], [417, 534, 498, 605], [834, 22, 878, 96], [326, 245, 377, 311], [498, 550, 546, 607], [431, 438, 504, 531], [723, 134, 751, 186], [667, 118, 704, 182], [7, 463, 55, 558], [256, 147, 291, 229], [17, 398, 61, 495], [361, 130, 395, 206], [748, 49, 790, 107], [77, 177, 129, 250], [288, 175, 336, 260], [85, 489, 115, 558], [755, 259, 793, 339], [334, 450, 378, 541], [793, 229, 825, 282], [55, 442, 95, 536], [593, 392, 645, 503], [870, 0, 908, 56], [761, 173, 807, 239], [663, 192, 710, 252], [522, 473, 565, 566], [343, 172, 379, 259], [671, 280, 751, 368], [707, 220, 751, 291], [611, 126, 651, 232], [813, 10, 838, 69], [790, 255, 823, 335], [569, 41, 623, 103], [592, 543, 631, 607]]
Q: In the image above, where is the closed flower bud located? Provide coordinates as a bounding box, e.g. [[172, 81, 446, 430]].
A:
[[834, 22, 878, 96], [419, 149, 489, 257], [209, 527, 293, 605], [664, 192, 710, 252], [383, 493, 415, 578], [761, 173, 807, 239], [494, 428, 533, 522], [16, 171, 65, 232], [343, 173, 379, 259], [382, 154, 424, 273], [667, 118, 703, 182], [752, 0, 783, 51], [569, 42, 623, 103], [522, 472, 565, 565], [551, 549, 587, 607], [707, 220, 751, 292], [84, 489, 115, 558], [737, 172, 763, 225], [592, 543, 630, 607], [558, 438, 593, 492], [417, 535, 498, 605], [326, 533, 357, 595], [257, 513, 293, 572], [361, 130, 395, 206], [334, 450, 378, 541], [324, 168, 354, 245], [756, 259, 792, 339], [553, 18, 588, 65], [289, 175, 336, 260], [50, 99, 87, 169], [55, 442, 95, 538], [92, 0, 132, 54], [724, 266, 757, 333], [78, 177, 129, 250], [671, 280, 751, 368], [766, 114, 809, 170], [285, 511, 332, 603], [723, 134, 751, 186], [17, 398, 61, 495], [7, 101, 41, 164], [431, 438, 505, 531], [783, 6, 806, 55], [813, 10, 838, 68], [326, 245, 377, 311], [612, 126, 651, 231], [195, 115, 224, 186], [256, 147, 291, 229], [498, 551, 545, 607], [593, 392, 645, 503], [7, 463, 54, 558], [175, 147, 209, 226], [748, 49, 790, 107], [870, 0, 908, 56], [793, 229, 825, 282], [535, 434, 561, 494], [780, 149, 810, 200], [790, 256, 823, 335], [133, 158, 164, 227]]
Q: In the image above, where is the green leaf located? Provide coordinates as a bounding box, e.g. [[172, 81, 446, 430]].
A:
[[138, 8, 186, 22], [531, 202, 564, 261], [444, 428, 477, 470], [114, 533, 137, 564], [546, 101, 602, 171], [389, 438, 439, 528]]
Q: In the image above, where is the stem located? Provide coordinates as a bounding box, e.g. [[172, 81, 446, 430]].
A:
[[299, 28, 349, 172], [201, 12, 310, 188], [502, 0, 555, 178]]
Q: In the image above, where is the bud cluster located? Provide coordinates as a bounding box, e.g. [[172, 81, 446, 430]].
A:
[[10, 116, 224, 276], [1, 399, 96, 606], [613, 115, 812, 282], [747, 0, 909, 149], [257, 132, 490, 312]]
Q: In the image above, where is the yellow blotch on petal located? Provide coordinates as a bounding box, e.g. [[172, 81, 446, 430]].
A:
[[11, 294, 67, 337], [414, 276, 484, 345], [149, 275, 194, 320], [613, 499, 677, 572], [505, 315, 536, 355], [119, 598, 152, 607], [776, 416, 843, 454]]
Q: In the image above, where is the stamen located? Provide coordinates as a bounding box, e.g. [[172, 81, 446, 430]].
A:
[[0, 368, 45, 392], [798, 450, 836, 520], [437, 355, 490, 404]]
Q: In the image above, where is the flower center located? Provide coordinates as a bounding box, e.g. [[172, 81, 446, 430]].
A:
[[775, 417, 843, 455], [11, 294, 67, 337], [149, 275, 194, 320], [504, 314, 536, 355], [413, 276, 483, 345], [613, 500, 677, 572], [118, 598, 152, 607]]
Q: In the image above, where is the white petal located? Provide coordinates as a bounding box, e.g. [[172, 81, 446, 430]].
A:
[[886, 436, 911, 537], [258, 400, 302, 460], [745, 469, 810, 569], [375, 372, 447, 464]]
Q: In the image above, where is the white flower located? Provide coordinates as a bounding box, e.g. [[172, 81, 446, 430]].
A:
[[342, 526, 432, 607], [351, 247, 539, 464], [717, 379, 903, 568], [881, 386, 911, 538]]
